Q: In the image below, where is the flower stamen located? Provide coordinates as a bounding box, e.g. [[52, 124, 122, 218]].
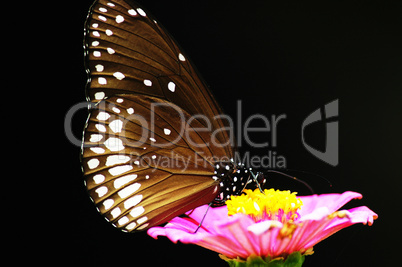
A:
[[226, 188, 303, 223]]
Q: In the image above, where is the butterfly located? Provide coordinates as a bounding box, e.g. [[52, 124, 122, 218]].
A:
[[81, 0, 260, 232]]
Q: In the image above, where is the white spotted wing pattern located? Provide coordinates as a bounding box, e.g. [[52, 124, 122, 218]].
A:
[[82, 95, 228, 232], [82, 0, 237, 232], [84, 0, 232, 153]]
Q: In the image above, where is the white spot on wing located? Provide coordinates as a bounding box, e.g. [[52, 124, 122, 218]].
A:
[[137, 8, 146, 17], [114, 174, 138, 189], [109, 119, 123, 133], [93, 174, 105, 184], [128, 9, 137, 16], [106, 29, 113, 36], [111, 207, 121, 218], [99, 7, 107, 12], [113, 72, 125, 80], [105, 155, 130, 166], [137, 216, 148, 225], [95, 186, 108, 197], [127, 108, 134, 114], [90, 147, 105, 154], [126, 222, 136, 230], [92, 31, 100, 37], [118, 184, 141, 199], [112, 107, 120, 113], [107, 47, 115, 54], [98, 15, 107, 21], [87, 158, 100, 169], [95, 124, 106, 132], [178, 53, 186, 61], [104, 137, 125, 152], [98, 77, 107, 85], [116, 15, 124, 23], [130, 206, 145, 218], [95, 64, 104, 72], [143, 79, 152, 86], [92, 41, 100, 47], [103, 199, 114, 210], [108, 165, 133, 176], [93, 51, 101, 57], [97, 111, 110, 121], [163, 128, 171, 135], [118, 216, 129, 226], [168, 81, 176, 92], [124, 194, 143, 209], [94, 92, 105, 100], [90, 134, 103, 142]]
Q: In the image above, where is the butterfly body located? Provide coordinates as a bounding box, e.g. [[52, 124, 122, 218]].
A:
[[212, 162, 251, 206], [82, 0, 251, 232]]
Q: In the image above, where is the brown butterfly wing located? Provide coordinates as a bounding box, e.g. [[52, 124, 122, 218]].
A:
[[82, 94, 225, 232], [84, 0, 233, 156]]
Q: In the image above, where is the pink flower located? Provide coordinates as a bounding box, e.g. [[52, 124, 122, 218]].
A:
[[148, 191, 377, 262]]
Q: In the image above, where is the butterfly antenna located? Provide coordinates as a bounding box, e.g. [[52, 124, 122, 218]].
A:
[[193, 202, 213, 234], [264, 170, 315, 194], [282, 169, 333, 189]]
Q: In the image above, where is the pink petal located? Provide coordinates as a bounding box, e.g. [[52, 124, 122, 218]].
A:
[[299, 191, 362, 216], [296, 205, 378, 249], [148, 216, 208, 244], [185, 205, 228, 231], [247, 220, 283, 235], [199, 235, 246, 258], [319, 206, 378, 236], [148, 224, 209, 244], [348, 206, 378, 226], [289, 217, 335, 251], [188, 214, 258, 258], [299, 206, 330, 221], [215, 215, 261, 256], [188, 215, 254, 258]]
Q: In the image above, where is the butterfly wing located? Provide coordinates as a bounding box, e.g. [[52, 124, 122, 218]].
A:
[[84, 0, 233, 155], [82, 94, 226, 232]]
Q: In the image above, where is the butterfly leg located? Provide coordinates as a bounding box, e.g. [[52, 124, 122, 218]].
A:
[[193, 202, 213, 234], [250, 171, 264, 193]]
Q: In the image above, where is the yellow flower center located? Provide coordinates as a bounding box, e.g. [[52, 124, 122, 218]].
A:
[[226, 188, 303, 223]]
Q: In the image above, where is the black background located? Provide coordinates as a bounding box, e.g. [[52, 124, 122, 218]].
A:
[[62, 0, 401, 266]]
